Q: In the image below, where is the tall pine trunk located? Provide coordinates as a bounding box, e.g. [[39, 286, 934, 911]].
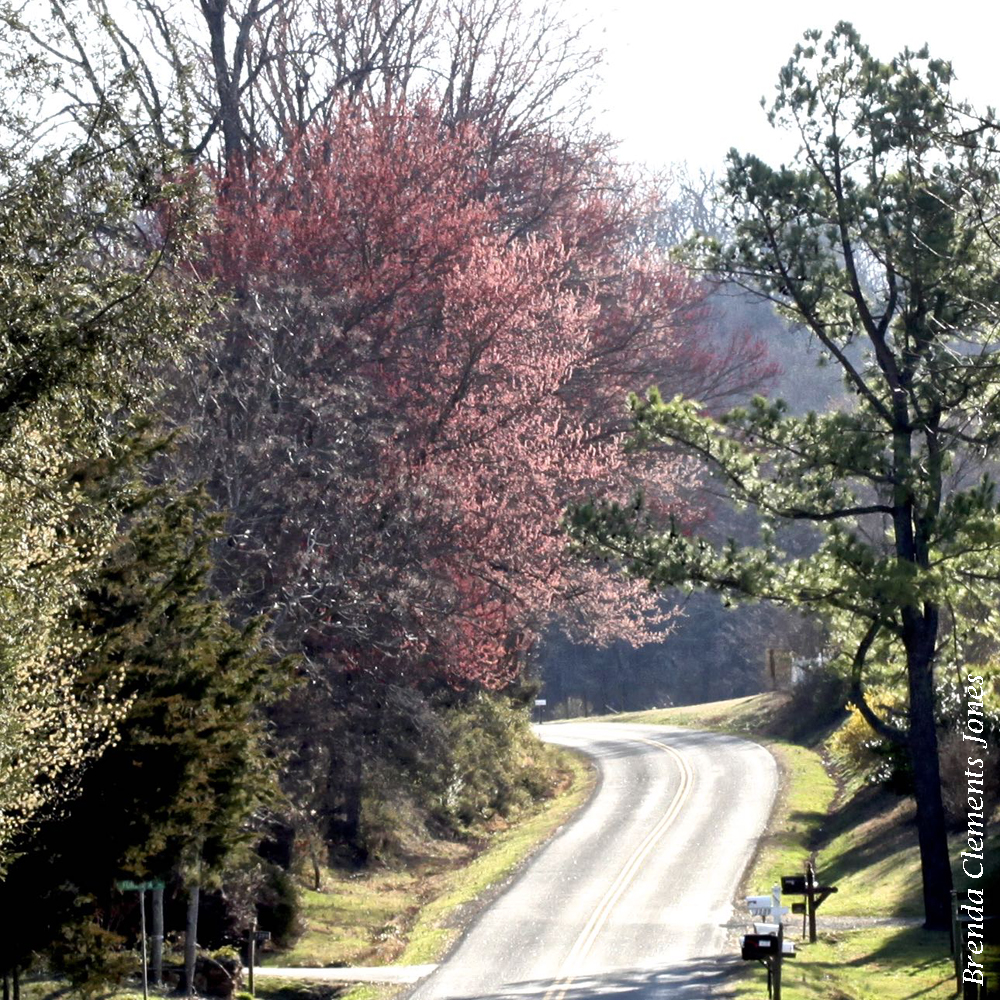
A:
[[905, 609, 953, 930]]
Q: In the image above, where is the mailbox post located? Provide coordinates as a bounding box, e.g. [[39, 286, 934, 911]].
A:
[[745, 885, 789, 925], [781, 864, 837, 943], [741, 921, 793, 999]]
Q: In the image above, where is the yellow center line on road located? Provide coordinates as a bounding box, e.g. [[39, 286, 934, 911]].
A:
[[541, 737, 695, 1000]]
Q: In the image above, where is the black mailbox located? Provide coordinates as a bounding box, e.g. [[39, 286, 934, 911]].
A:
[[781, 875, 807, 894], [741, 934, 778, 960], [791, 902, 806, 915]]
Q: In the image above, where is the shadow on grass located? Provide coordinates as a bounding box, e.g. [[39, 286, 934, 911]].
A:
[[252, 980, 349, 1000], [800, 784, 926, 914]]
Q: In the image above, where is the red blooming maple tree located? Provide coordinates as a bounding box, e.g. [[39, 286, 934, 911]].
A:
[[196, 101, 770, 690]]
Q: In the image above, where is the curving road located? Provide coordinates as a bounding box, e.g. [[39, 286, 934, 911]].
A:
[[406, 722, 778, 1000]]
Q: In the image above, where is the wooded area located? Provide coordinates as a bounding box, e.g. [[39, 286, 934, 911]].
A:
[[0, 3, 997, 985]]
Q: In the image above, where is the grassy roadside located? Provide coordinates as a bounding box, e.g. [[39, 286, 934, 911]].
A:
[[395, 747, 594, 967], [256, 746, 594, 1000], [601, 694, 996, 999]]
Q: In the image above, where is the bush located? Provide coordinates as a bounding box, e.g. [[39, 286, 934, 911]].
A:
[[829, 667, 1000, 806], [783, 665, 849, 738], [49, 917, 132, 999], [195, 949, 243, 998], [828, 687, 911, 791], [433, 691, 554, 833], [257, 863, 301, 948], [317, 684, 561, 860]]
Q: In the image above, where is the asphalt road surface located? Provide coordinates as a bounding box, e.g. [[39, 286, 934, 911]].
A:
[[406, 722, 778, 1000]]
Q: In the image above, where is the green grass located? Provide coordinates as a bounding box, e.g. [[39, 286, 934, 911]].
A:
[[261, 746, 594, 981], [607, 693, 788, 737], [815, 789, 924, 918], [264, 872, 419, 968], [742, 741, 836, 894], [253, 980, 347, 1000]]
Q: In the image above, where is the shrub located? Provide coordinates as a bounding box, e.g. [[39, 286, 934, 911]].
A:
[[434, 691, 554, 833], [782, 665, 849, 738], [828, 687, 911, 791], [829, 666, 1000, 805], [257, 863, 301, 948], [49, 917, 131, 999]]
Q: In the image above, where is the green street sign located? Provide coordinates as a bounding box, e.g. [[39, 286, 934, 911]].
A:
[[116, 879, 166, 891]]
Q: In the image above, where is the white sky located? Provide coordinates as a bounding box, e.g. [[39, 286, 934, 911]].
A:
[[566, 1, 1000, 175]]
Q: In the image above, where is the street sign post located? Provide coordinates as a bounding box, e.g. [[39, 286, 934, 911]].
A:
[[115, 880, 166, 1000]]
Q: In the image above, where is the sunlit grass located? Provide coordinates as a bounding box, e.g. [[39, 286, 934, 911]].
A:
[[266, 875, 419, 968], [600, 693, 787, 736], [742, 741, 835, 894]]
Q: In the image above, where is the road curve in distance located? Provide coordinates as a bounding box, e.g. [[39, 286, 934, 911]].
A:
[[406, 722, 778, 1000]]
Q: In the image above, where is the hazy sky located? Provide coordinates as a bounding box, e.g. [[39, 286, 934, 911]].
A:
[[566, 1, 1000, 175]]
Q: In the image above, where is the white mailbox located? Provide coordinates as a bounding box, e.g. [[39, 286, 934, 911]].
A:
[[754, 922, 781, 935], [745, 886, 789, 923]]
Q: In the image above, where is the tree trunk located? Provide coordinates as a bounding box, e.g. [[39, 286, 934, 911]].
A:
[[184, 884, 200, 997], [199, 0, 243, 171], [325, 696, 367, 866], [151, 887, 164, 986], [906, 610, 953, 930]]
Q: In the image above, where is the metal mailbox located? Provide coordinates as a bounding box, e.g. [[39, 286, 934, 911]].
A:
[[741, 933, 778, 960]]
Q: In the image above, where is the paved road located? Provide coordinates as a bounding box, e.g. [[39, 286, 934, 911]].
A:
[[406, 722, 778, 1000]]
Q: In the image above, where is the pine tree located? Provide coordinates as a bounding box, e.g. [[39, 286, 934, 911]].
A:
[[567, 24, 1000, 931], [0, 475, 292, 978]]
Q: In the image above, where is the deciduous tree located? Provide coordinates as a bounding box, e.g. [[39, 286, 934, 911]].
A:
[[166, 100, 771, 856]]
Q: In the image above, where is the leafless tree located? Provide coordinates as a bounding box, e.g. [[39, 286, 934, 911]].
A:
[[4, 0, 601, 169]]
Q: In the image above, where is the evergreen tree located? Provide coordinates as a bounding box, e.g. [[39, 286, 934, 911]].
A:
[[0, 133, 208, 866], [0, 477, 292, 977]]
